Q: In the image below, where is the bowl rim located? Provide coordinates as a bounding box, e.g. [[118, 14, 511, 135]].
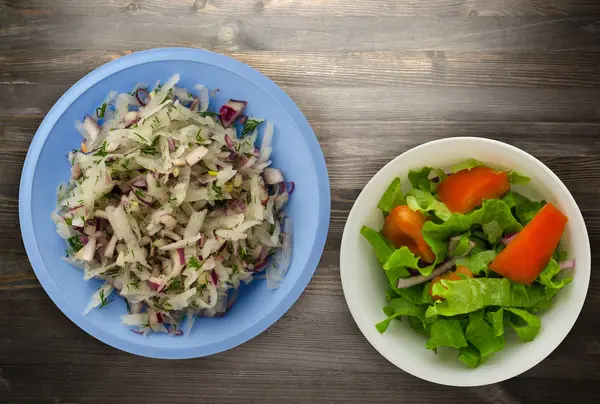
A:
[[19, 47, 331, 359], [340, 137, 590, 386]]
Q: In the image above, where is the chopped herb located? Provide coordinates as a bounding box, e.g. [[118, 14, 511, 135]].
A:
[[140, 136, 160, 155], [163, 277, 183, 293], [127, 281, 140, 291], [122, 158, 131, 170], [154, 299, 173, 311], [187, 92, 194, 98], [103, 267, 120, 277], [64, 217, 73, 226], [161, 89, 173, 104], [93, 141, 109, 157], [125, 300, 131, 313], [196, 130, 206, 143], [96, 103, 107, 119], [212, 182, 223, 200], [98, 288, 113, 308], [133, 132, 148, 144], [134, 188, 145, 199], [187, 256, 201, 269], [67, 236, 84, 252], [242, 118, 264, 136], [199, 111, 219, 118], [130, 123, 138, 129]]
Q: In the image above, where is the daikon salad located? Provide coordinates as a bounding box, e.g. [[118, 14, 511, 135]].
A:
[[52, 74, 293, 336]]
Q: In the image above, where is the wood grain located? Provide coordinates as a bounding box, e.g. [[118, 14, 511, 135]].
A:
[[3, 50, 600, 88], [2, 0, 600, 403], [2, 2, 600, 52]]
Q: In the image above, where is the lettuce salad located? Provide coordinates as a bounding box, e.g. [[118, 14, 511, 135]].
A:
[[362, 159, 574, 368]]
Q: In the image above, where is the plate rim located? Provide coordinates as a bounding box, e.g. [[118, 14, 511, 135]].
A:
[[19, 47, 331, 359]]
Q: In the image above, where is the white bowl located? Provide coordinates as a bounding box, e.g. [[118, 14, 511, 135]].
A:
[[340, 137, 590, 386]]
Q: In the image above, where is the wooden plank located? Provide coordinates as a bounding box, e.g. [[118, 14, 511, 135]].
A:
[[2, 3, 600, 52], [1, 83, 600, 122], [6, 0, 600, 17], [2, 50, 600, 88]]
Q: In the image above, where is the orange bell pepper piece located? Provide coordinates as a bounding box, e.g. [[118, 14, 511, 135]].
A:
[[382, 205, 435, 263], [437, 166, 510, 214], [489, 203, 567, 285], [429, 265, 474, 300]]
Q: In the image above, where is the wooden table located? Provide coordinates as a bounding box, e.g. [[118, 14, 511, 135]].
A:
[[1, 1, 600, 403]]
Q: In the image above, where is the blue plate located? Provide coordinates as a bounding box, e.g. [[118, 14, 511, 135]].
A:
[[19, 48, 330, 358]]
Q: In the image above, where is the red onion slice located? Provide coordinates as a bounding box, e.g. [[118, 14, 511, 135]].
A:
[[156, 312, 164, 324], [501, 232, 518, 246], [559, 259, 576, 270], [135, 88, 150, 106], [177, 248, 185, 265], [219, 99, 247, 127], [285, 181, 295, 194], [210, 270, 219, 285], [224, 134, 234, 149], [189, 97, 199, 112], [167, 137, 176, 152]]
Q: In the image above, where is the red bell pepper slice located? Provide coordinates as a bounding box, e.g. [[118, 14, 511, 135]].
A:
[[382, 205, 435, 263], [489, 203, 568, 284], [437, 166, 510, 214]]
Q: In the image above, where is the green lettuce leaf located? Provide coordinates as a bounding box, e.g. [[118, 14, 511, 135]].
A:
[[384, 265, 411, 288], [554, 249, 569, 262], [451, 159, 486, 173], [537, 258, 573, 299], [394, 283, 433, 305], [502, 191, 545, 225], [426, 278, 551, 319], [421, 199, 520, 245], [506, 308, 541, 342], [385, 288, 399, 301], [469, 199, 522, 244], [377, 178, 405, 214], [451, 233, 472, 257], [465, 310, 505, 357], [458, 344, 481, 368], [425, 319, 468, 350], [422, 214, 472, 240], [376, 297, 427, 333], [383, 247, 420, 272], [360, 226, 394, 264], [409, 315, 430, 337], [508, 170, 531, 185], [408, 167, 435, 192], [406, 189, 452, 221], [456, 250, 497, 276], [485, 308, 505, 337]]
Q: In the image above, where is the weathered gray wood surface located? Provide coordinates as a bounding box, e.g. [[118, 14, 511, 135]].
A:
[[1, 1, 600, 403]]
